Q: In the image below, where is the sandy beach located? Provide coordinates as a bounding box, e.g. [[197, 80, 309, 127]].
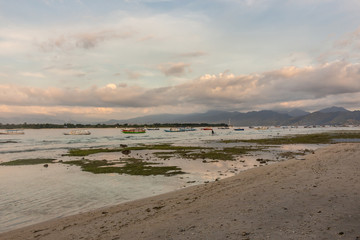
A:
[[1, 143, 359, 240]]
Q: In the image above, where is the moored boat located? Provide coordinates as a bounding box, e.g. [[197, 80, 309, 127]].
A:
[[182, 127, 196, 131], [164, 128, 185, 132], [64, 130, 91, 135], [234, 128, 245, 131], [0, 129, 25, 135], [201, 127, 213, 130], [122, 128, 146, 134], [254, 127, 269, 130]]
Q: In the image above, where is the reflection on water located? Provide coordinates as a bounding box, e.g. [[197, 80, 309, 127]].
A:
[[0, 126, 358, 233], [0, 164, 184, 232]]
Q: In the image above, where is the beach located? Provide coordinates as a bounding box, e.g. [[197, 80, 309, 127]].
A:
[[1, 142, 359, 240]]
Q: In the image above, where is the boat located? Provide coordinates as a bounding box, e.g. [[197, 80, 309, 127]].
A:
[[64, 130, 91, 135], [164, 128, 185, 132], [182, 127, 196, 131], [146, 128, 160, 130], [0, 129, 25, 135], [122, 128, 146, 134], [234, 128, 245, 131], [254, 127, 269, 130], [201, 127, 213, 130], [219, 119, 232, 129]]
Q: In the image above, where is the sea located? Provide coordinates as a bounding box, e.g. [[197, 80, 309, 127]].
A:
[[0, 126, 358, 233]]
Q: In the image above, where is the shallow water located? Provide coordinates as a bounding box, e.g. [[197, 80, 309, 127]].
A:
[[0, 126, 358, 232]]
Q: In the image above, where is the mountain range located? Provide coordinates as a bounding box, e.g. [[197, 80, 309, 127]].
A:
[[1, 106, 359, 126], [103, 106, 360, 126]]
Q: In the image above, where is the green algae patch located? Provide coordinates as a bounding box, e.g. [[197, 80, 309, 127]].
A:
[[153, 151, 175, 160], [222, 132, 360, 145], [125, 144, 205, 152], [186, 147, 262, 161], [62, 158, 185, 176], [67, 148, 123, 156], [0, 158, 56, 166], [67, 144, 205, 157], [188, 150, 233, 160], [153, 146, 262, 161]]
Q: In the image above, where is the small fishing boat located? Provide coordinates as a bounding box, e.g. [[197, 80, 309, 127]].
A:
[[182, 127, 196, 131], [164, 128, 185, 132], [254, 127, 269, 130], [201, 127, 213, 130], [122, 128, 146, 134], [146, 128, 160, 130], [219, 119, 231, 129], [234, 128, 244, 131], [64, 130, 91, 135], [0, 129, 25, 135]]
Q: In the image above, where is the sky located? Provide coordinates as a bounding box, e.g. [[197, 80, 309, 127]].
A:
[[1, 0, 360, 122]]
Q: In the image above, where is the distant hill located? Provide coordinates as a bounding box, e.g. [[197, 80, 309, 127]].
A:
[[110, 106, 360, 126], [289, 109, 360, 126], [111, 110, 292, 126], [275, 109, 309, 117], [2, 106, 359, 126], [318, 106, 350, 113]]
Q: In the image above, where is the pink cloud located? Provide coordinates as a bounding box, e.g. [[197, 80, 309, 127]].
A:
[[158, 62, 191, 76], [1, 61, 360, 113]]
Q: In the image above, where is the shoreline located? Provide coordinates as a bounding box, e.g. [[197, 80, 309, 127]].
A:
[[1, 143, 359, 239]]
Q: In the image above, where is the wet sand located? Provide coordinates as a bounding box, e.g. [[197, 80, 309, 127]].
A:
[[1, 143, 359, 240]]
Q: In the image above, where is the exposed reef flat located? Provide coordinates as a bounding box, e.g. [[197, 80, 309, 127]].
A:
[[1, 143, 359, 240]]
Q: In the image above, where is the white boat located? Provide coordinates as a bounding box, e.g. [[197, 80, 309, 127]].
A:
[[63, 130, 91, 135], [182, 127, 196, 131], [0, 129, 25, 135], [164, 128, 185, 132], [218, 119, 232, 129]]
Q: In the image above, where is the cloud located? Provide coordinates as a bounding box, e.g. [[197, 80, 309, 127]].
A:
[[38, 30, 134, 51], [319, 26, 360, 63], [334, 27, 360, 49], [125, 69, 142, 80], [158, 62, 191, 76], [44, 65, 87, 77], [1, 61, 360, 113]]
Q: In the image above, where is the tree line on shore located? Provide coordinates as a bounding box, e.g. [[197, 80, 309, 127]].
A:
[[0, 122, 228, 129]]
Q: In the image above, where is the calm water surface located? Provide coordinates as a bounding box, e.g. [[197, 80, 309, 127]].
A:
[[0, 126, 357, 232]]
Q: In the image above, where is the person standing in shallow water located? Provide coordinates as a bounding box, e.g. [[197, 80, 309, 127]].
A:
[[211, 130, 214, 135]]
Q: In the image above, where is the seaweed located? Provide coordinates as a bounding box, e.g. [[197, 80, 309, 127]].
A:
[[62, 158, 185, 176], [185, 147, 262, 161], [67, 148, 124, 156], [0, 158, 56, 166], [66, 144, 205, 157], [222, 132, 360, 145]]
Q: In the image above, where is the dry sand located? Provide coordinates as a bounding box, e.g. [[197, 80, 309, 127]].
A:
[[1, 143, 359, 240]]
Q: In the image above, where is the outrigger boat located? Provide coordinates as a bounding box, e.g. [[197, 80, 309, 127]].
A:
[[164, 128, 185, 132], [122, 128, 146, 134], [64, 130, 91, 135], [182, 127, 196, 131], [0, 129, 25, 135]]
